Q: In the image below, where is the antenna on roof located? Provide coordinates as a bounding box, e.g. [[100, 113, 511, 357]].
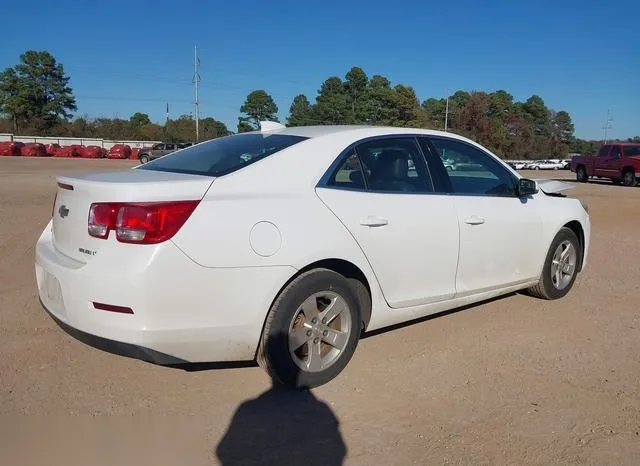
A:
[[259, 121, 286, 132]]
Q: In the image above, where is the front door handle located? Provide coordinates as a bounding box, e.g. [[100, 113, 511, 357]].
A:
[[360, 216, 388, 227], [464, 216, 485, 225]]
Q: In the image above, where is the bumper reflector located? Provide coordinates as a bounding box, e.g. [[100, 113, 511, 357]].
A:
[[93, 302, 134, 314]]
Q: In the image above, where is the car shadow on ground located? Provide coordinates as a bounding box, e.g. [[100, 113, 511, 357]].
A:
[[214, 333, 347, 466]]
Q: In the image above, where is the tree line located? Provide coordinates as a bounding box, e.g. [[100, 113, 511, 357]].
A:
[[0, 111, 230, 143], [1, 50, 636, 156], [237, 67, 634, 158]]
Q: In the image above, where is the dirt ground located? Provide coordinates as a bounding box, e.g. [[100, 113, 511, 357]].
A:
[[1, 157, 639, 466]]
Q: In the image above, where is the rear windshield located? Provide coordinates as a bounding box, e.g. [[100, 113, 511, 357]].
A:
[[138, 133, 308, 176]]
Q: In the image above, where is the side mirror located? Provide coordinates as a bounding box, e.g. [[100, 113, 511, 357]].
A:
[[518, 178, 538, 196]]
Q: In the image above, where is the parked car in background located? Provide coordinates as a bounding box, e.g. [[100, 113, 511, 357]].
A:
[[108, 144, 132, 159], [45, 144, 61, 156], [0, 141, 25, 156], [528, 160, 565, 170], [55, 146, 81, 158], [571, 143, 640, 186], [137, 142, 183, 164], [82, 146, 106, 159], [20, 143, 48, 157], [36, 123, 590, 389], [510, 161, 527, 170]]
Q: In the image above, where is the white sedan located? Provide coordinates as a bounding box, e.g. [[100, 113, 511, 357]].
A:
[[529, 160, 565, 170], [35, 123, 590, 389]]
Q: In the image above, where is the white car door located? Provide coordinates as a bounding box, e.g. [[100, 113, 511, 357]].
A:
[[422, 136, 543, 296], [316, 137, 460, 309]]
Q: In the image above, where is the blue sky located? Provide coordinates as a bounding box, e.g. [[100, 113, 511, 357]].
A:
[[1, 0, 638, 139]]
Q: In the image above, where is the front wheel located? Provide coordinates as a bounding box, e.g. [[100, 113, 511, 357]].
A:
[[258, 269, 362, 389], [139, 155, 149, 164], [527, 227, 581, 300]]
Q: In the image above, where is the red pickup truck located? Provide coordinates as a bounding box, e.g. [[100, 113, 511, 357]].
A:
[[571, 143, 640, 186]]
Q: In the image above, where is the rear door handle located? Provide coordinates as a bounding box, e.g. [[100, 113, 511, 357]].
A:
[[463, 216, 485, 225], [360, 216, 388, 227]]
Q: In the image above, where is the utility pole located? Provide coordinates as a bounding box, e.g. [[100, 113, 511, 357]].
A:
[[193, 45, 201, 142], [166, 103, 169, 122], [444, 90, 450, 132], [602, 109, 613, 144]]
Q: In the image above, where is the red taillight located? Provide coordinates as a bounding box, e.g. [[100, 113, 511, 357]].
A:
[[88, 200, 199, 244], [88, 203, 120, 239]]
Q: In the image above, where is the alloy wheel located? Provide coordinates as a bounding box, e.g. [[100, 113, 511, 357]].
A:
[[550, 240, 577, 290], [288, 291, 352, 373]]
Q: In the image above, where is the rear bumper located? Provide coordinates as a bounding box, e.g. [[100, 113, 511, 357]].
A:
[[35, 220, 296, 363], [41, 300, 187, 365]]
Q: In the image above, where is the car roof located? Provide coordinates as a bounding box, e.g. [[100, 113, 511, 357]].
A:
[[257, 124, 471, 141]]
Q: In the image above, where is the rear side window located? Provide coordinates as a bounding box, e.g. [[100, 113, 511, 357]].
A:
[[328, 150, 366, 190], [354, 137, 433, 193], [623, 146, 640, 157], [139, 133, 308, 176]]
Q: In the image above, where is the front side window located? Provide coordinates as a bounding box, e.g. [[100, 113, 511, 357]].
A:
[[428, 137, 517, 196], [139, 133, 308, 177], [152, 143, 164, 151], [354, 137, 432, 193], [597, 146, 610, 157], [165, 143, 176, 151], [609, 146, 621, 158]]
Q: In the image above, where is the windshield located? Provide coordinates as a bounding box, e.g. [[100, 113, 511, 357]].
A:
[[138, 133, 308, 177]]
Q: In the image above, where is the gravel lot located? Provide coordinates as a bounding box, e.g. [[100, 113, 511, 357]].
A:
[[1, 158, 639, 465]]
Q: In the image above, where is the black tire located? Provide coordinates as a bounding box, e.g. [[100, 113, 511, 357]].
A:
[[257, 268, 362, 389], [139, 154, 149, 164], [527, 227, 581, 300], [576, 166, 588, 183], [622, 169, 637, 187]]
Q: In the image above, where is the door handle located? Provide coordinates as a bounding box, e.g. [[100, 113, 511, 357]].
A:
[[360, 216, 388, 227], [464, 216, 485, 225]]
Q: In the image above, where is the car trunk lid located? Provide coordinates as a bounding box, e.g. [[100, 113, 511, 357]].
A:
[[52, 169, 215, 263]]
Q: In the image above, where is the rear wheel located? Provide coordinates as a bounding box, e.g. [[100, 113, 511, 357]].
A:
[[576, 166, 588, 183], [258, 269, 361, 389], [622, 169, 637, 187], [527, 227, 581, 300]]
